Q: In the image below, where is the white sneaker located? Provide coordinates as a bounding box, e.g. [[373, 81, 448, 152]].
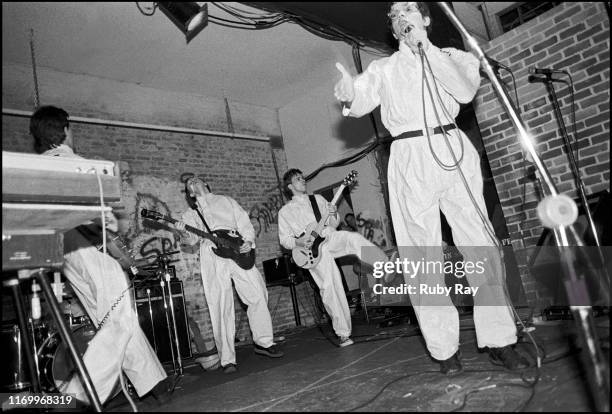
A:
[[339, 336, 354, 347]]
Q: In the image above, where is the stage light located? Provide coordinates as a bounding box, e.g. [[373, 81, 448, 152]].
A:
[[158, 2, 208, 44]]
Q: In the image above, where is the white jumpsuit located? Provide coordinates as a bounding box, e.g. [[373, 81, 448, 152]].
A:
[[180, 194, 274, 367], [43, 145, 166, 403], [345, 42, 517, 360], [278, 194, 388, 338]]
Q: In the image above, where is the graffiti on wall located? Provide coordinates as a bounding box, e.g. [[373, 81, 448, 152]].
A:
[[249, 189, 284, 237], [355, 212, 388, 248], [128, 192, 180, 257]]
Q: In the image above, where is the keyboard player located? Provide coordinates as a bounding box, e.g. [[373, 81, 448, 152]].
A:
[[29, 106, 174, 405]]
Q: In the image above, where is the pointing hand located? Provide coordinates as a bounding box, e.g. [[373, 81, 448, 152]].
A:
[[334, 62, 355, 103]]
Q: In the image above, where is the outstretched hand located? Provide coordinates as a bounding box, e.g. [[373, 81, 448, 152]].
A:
[[333, 62, 355, 103]]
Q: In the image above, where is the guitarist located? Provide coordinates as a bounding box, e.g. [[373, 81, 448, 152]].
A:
[[278, 169, 389, 347], [174, 177, 283, 374]]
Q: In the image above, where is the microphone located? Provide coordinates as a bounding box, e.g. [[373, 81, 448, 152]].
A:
[[485, 56, 510, 72], [529, 67, 565, 75]]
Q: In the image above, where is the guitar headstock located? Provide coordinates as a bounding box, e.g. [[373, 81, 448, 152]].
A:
[[141, 208, 163, 221], [343, 170, 358, 187]]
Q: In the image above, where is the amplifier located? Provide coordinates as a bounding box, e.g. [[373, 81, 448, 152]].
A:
[[263, 255, 306, 286], [134, 278, 192, 364]]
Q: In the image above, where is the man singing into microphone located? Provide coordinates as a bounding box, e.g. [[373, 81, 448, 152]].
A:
[[333, 2, 529, 375]]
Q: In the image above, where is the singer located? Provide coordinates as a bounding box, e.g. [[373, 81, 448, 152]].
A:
[[333, 2, 529, 375]]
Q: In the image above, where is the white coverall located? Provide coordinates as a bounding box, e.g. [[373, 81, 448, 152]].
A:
[[278, 194, 388, 338], [344, 42, 517, 360], [43, 145, 166, 403], [180, 194, 274, 367]]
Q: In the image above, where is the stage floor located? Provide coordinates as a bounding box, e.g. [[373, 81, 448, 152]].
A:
[[102, 310, 609, 412]]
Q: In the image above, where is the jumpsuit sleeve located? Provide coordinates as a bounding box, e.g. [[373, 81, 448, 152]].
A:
[[424, 46, 481, 103], [344, 60, 383, 118], [278, 207, 297, 251]]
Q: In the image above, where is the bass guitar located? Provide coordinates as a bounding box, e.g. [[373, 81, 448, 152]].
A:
[[292, 170, 358, 269], [141, 209, 256, 270]]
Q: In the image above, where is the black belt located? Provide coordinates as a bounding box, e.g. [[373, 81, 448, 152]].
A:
[[394, 124, 456, 140]]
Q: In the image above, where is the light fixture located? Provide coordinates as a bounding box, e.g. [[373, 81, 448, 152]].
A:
[[157, 2, 208, 44]]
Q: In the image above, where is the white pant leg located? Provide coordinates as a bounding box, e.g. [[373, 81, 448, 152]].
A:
[[230, 263, 274, 348], [199, 245, 236, 366], [309, 247, 352, 338], [439, 139, 517, 349], [324, 230, 389, 288], [63, 248, 166, 401], [387, 139, 460, 361], [120, 321, 167, 396]]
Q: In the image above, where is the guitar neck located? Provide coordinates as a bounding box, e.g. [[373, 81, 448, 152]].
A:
[[311, 184, 346, 236], [156, 214, 223, 246]]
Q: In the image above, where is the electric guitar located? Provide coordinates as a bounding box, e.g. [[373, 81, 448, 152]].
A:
[[141, 209, 256, 270], [292, 170, 358, 269]]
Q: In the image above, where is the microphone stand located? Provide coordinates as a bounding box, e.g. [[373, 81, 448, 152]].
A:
[[436, 3, 610, 411], [538, 73, 610, 298]]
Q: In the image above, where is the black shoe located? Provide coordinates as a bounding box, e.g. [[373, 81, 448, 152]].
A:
[[438, 351, 463, 376], [222, 363, 238, 374], [488, 345, 529, 370], [254, 344, 284, 358], [150, 374, 178, 405]]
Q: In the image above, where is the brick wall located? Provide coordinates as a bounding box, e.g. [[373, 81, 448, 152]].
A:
[[2, 70, 320, 348], [473, 2, 610, 311]]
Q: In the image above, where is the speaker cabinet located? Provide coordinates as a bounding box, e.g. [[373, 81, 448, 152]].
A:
[[134, 278, 192, 363]]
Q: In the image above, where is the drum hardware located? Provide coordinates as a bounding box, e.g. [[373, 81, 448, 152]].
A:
[[146, 288, 158, 353], [1, 269, 102, 411], [158, 252, 183, 375], [0, 324, 29, 391], [160, 277, 178, 373], [0, 319, 49, 392], [38, 322, 94, 392]]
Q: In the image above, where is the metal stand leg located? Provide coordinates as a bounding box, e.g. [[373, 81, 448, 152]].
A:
[[5, 276, 40, 393], [146, 288, 158, 353], [28, 317, 41, 383], [288, 275, 301, 327], [160, 278, 177, 374], [35, 269, 103, 412], [542, 78, 611, 302], [164, 272, 183, 375], [283, 256, 301, 327]]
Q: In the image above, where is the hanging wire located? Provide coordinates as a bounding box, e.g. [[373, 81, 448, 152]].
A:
[[29, 29, 40, 109]]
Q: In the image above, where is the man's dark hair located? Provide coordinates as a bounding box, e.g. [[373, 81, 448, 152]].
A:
[[387, 2, 433, 36], [30, 105, 70, 154], [282, 168, 303, 199]]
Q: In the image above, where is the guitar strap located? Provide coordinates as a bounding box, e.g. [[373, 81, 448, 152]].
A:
[[308, 195, 322, 222], [194, 207, 213, 234]]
